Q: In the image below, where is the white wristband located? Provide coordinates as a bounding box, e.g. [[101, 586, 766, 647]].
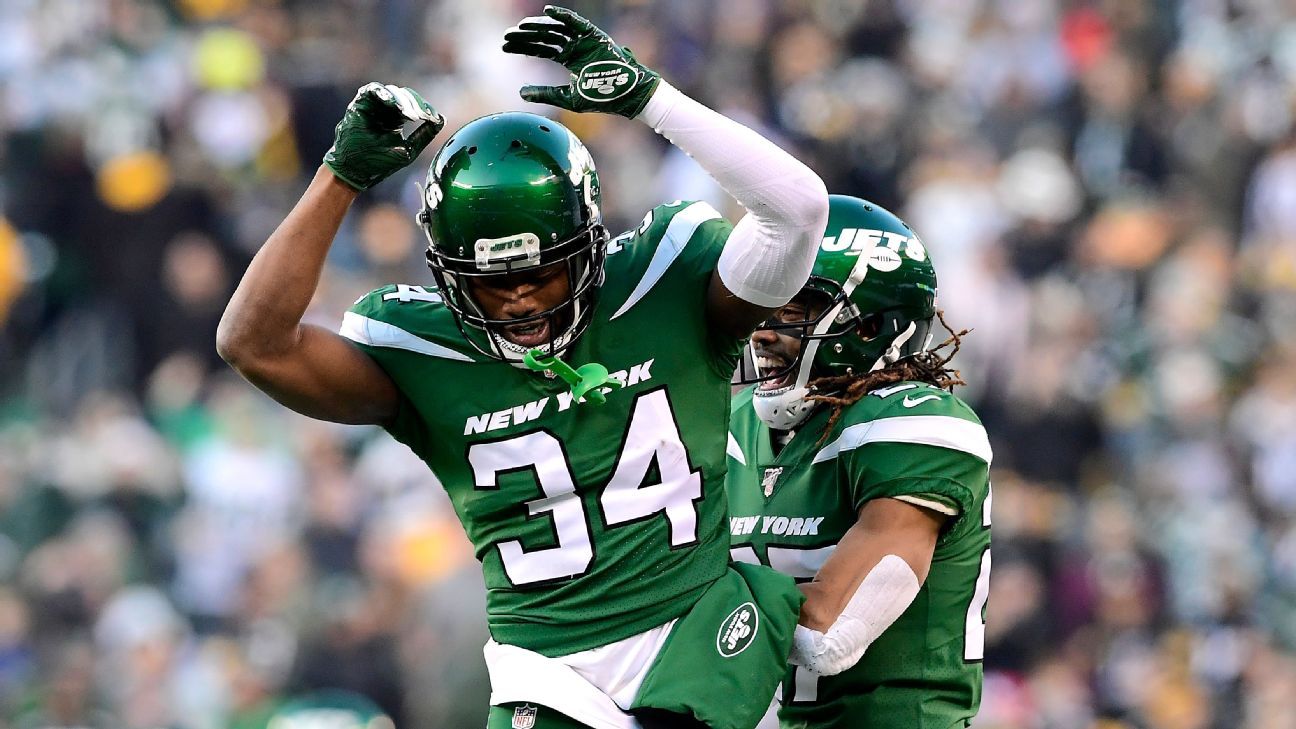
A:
[[789, 555, 921, 676]]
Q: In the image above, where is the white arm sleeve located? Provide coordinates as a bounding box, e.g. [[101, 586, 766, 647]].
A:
[[789, 555, 922, 676], [637, 82, 828, 307]]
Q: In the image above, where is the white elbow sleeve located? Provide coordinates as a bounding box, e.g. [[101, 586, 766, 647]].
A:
[[790, 555, 921, 676], [638, 82, 828, 307], [716, 210, 825, 308]]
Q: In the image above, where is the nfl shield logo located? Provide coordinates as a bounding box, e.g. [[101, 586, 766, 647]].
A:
[[761, 467, 783, 497], [512, 704, 538, 729]]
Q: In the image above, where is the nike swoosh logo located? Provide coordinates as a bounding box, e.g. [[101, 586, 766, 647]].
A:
[[902, 394, 942, 408]]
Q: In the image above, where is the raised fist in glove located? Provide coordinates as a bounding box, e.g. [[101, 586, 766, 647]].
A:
[[503, 5, 661, 118], [323, 83, 444, 192]]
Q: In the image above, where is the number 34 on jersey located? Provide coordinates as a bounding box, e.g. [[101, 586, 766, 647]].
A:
[[470, 387, 703, 586]]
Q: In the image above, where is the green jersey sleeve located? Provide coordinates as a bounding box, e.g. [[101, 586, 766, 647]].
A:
[[602, 201, 741, 376], [824, 384, 992, 539], [341, 283, 472, 451]]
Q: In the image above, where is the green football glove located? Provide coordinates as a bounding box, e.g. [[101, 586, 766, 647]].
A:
[[323, 83, 444, 191], [503, 5, 661, 118]]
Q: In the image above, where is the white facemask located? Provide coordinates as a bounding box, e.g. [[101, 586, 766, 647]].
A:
[[750, 298, 850, 430]]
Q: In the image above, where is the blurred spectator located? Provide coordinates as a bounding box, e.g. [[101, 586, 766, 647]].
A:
[[172, 382, 304, 629]]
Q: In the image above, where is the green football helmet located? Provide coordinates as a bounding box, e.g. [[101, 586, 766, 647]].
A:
[[744, 195, 938, 429], [419, 111, 607, 361]]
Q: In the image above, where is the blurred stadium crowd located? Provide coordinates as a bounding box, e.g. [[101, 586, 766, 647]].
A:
[[2, 0, 1296, 727]]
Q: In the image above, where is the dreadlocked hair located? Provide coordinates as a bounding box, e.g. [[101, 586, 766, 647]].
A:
[[805, 310, 969, 443]]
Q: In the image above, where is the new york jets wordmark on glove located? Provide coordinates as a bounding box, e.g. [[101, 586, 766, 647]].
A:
[[576, 60, 641, 102], [503, 5, 661, 118]]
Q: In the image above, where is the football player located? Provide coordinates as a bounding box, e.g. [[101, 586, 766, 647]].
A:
[[726, 196, 992, 728], [218, 6, 829, 729]]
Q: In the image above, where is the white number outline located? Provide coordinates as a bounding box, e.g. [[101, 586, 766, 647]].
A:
[[770, 541, 839, 706], [963, 482, 992, 662]]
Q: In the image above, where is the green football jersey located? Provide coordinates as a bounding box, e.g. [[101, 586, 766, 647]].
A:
[[726, 382, 992, 729], [341, 201, 744, 657]]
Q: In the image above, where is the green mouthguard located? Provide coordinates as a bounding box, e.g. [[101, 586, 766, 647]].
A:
[[524, 349, 623, 405]]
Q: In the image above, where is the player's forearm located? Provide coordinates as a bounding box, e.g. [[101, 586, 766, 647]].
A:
[[801, 505, 937, 628], [790, 501, 942, 675], [792, 555, 921, 676], [637, 82, 828, 307], [798, 581, 842, 633], [218, 166, 357, 363]]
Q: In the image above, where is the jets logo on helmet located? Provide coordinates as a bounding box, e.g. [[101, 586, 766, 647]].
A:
[[741, 195, 939, 430], [565, 130, 601, 223], [418, 112, 608, 363], [822, 227, 928, 261], [423, 179, 442, 211], [475, 233, 542, 272]]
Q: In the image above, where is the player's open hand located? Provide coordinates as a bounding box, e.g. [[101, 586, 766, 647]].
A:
[[324, 83, 444, 192], [503, 5, 661, 118]]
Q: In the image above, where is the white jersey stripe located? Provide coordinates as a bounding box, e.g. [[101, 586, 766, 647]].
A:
[[727, 432, 747, 465], [812, 415, 993, 465], [894, 494, 960, 516], [609, 202, 723, 320], [339, 312, 475, 362]]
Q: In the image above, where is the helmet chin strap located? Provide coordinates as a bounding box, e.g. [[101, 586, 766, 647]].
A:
[[756, 316, 923, 427], [869, 320, 917, 373]]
